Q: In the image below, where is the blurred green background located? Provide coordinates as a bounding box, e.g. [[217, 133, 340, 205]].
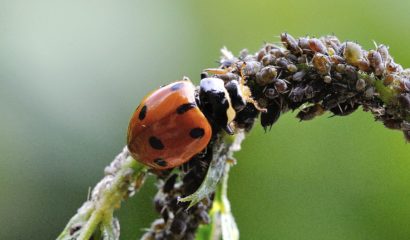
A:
[[1, 0, 410, 239]]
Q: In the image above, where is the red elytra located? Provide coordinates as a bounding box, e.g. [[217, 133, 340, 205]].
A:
[[127, 81, 212, 170]]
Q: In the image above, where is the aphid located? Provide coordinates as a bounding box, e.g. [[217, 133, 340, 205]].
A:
[[356, 78, 366, 91], [323, 75, 332, 83], [331, 82, 349, 93], [274, 79, 288, 93], [367, 50, 384, 76], [335, 63, 346, 73], [308, 38, 327, 54], [364, 87, 375, 99], [289, 86, 305, 102], [241, 61, 262, 77], [312, 53, 331, 75], [287, 64, 298, 73], [219, 47, 238, 69], [127, 80, 212, 170], [377, 44, 391, 63], [200, 72, 209, 79], [285, 53, 298, 61], [298, 37, 310, 51], [343, 42, 363, 66], [204, 68, 239, 82], [264, 87, 277, 99], [262, 54, 275, 66], [257, 97, 269, 109], [163, 174, 178, 193], [330, 55, 345, 64], [401, 78, 410, 92], [383, 119, 403, 130], [264, 43, 282, 52], [280, 33, 302, 54], [303, 85, 315, 99], [257, 49, 267, 61], [344, 65, 358, 81], [402, 121, 410, 131], [327, 47, 336, 56], [383, 74, 395, 86], [234, 103, 259, 132], [239, 49, 250, 60], [260, 102, 281, 131], [329, 101, 360, 116], [297, 55, 308, 64], [403, 130, 410, 142], [333, 72, 343, 81], [296, 104, 325, 121], [214, 72, 240, 82], [321, 35, 341, 53], [198, 210, 211, 225], [386, 59, 402, 74], [270, 48, 285, 58], [357, 59, 370, 72], [256, 66, 277, 86], [170, 215, 187, 235], [275, 57, 291, 69], [292, 71, 306, 82], [285, 53, 299, 63], [398, 93, 410, 110]]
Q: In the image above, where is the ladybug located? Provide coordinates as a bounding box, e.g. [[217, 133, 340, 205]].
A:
[[127, 80, 212, 170]]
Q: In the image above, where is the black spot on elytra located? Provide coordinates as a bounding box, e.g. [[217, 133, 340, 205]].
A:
[[139, 105, 147, 120], [154, 158, 167, 167], [189, 128, 205, 139], [170, 82, 184, 91], [149, 136, 164, 150], [176, 102, 196, 114]]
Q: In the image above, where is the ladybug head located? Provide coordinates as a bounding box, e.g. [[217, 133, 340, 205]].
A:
[[199, 77, 236, 135], [224, 80, 247, 112]]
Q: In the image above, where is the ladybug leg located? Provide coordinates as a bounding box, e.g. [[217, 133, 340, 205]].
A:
[[196, 148, 207, 159], [223, 124, 235, 135]]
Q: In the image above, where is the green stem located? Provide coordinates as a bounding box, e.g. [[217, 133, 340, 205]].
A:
[[195, 132, 244, 240], [57, 147, 147, 240]]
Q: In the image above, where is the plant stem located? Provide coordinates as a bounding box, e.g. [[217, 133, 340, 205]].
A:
[[57, 147, 147, 240]]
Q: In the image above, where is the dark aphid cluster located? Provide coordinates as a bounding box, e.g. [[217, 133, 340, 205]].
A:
[[145, 33, 410, 240], [141, 137, 216, 240], [209, 33, 410, 138]]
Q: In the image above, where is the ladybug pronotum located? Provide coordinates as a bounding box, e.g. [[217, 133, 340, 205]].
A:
[[127, 80, 212, 170]]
